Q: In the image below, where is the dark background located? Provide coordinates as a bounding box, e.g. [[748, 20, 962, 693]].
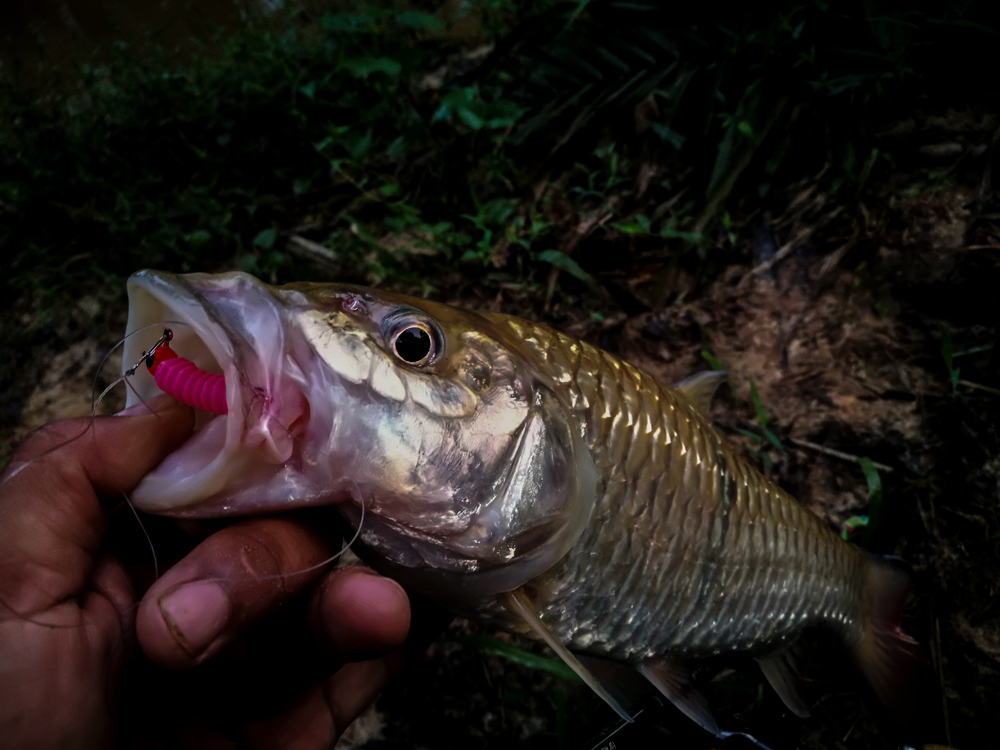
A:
[[2, 2, 998, 748]]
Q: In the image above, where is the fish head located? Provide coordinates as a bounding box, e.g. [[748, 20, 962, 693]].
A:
[[124, 270, 596, 596]]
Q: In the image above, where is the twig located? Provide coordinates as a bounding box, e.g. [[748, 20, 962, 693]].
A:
[[788, 437, 894, 473], [953, 343, 994, 358], [692, 97, 788, 236], [957, 379, 1000, 396], [741, 226, 813, 283], [842, 712, 862, 743], [543, 210, 614, 311], [286, 235, 339, 271], [935, 616, 952, 746]]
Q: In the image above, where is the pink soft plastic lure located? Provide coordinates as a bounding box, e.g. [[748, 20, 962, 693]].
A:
[[146, 344, 228, 415]]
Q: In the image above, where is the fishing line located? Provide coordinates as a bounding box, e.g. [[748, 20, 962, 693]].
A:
[[163, 491, 367, 595], [0, 493, 367, 631], [124, 490, 159, 584], [0, 320, 192, 488], [715, 730, 777, 750], [2, 319, 370, 632]]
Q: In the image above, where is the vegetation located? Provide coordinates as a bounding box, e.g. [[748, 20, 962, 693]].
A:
[[3, 0, 997, 313], [2, 1, 999, 748]]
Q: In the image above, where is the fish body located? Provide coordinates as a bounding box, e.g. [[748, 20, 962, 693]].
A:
[[123, 270, 923, 733], [455, 315, 866, 662]]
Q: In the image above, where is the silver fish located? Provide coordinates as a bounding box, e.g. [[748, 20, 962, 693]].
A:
[[124, 270, 925, 733]]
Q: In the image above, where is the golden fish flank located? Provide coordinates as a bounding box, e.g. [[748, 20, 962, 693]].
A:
[[122, 270, 926, 735]]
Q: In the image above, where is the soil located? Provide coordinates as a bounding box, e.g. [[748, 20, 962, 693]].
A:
[[2, 107, 998, 750]]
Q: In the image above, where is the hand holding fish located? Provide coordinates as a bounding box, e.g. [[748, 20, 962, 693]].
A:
[[0, 394, 411, 749]]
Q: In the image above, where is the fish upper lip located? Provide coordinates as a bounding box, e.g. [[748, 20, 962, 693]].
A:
[[123, 270, 237, 413]]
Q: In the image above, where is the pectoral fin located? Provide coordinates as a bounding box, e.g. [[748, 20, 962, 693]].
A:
[[672, 371, 728, 416], [501, 589, 635, 723], [755, 648, 811, 718], [638, 657, 720, 734], [576, 654, 653, 714]]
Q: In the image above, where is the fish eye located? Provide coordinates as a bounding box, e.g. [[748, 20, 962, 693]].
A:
[[391, 325, 434, 365]]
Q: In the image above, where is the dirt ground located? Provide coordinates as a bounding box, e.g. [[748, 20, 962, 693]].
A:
[[2, 108, 998, 750]]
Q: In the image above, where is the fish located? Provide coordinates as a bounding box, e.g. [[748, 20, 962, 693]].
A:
[[122, 269, 927, 735]]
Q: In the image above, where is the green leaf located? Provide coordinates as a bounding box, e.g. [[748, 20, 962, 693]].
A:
[[610, 215, 651, 234], [700, 349, 724, 371], [299, 81, 316, 99], [185, 229, 211, 248], [253, 228, 278, 250], [840, 514, 869, 541], [651, 123, 685, 149], [855, 457, 884, 548], [940, 328, 953, 369], [320, 13, 374, 33], [736, 428, 764, 443], [538, 250, 598, 290], [748, 378, 768, 432], [385, 136, 407, 160], [396, 11, 445, 31], [763, 429, 785, 454], [610, 221, 645, 234], [659, 224, 702, 244], [940, 328, 960, 395], [858, 457, 882, 502], [482, 198, 517, 226], [343, 57, 401, 79], [745, 446, 773, 471], [349, 128, 373, 160], [445, 634, 580, 681], [434, 89, 525, 131], [458, 107, 485, 130]]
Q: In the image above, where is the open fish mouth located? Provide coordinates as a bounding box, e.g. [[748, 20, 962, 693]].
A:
[[123, 270, 315, 517]]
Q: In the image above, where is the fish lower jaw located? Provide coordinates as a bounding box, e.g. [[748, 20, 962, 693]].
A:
[[130, 387, 312, 516]]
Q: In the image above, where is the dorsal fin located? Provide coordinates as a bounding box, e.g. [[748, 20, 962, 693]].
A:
[[755, 647, 811, 718], [501, 589, 635, 723], [672, 370, 728, 416], [638, 657, 720, 734]]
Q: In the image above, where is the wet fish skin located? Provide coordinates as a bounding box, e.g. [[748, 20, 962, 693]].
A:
[[122, 270, 925, 732]]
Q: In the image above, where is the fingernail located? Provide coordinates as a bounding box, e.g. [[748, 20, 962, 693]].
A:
[[343, 574, 409, 616], [115, 394, 177, 417], [159, 582, 231, 658]]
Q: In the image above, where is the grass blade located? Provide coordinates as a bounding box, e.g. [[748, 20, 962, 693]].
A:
[[446, 634, 581, 681]]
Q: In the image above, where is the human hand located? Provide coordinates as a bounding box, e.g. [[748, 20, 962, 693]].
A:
[[0, 395, 413, 749]]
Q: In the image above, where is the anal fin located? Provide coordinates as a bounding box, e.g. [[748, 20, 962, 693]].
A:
[[576, 654, 653, 715], [501, 589, 635, 723], [638, 657, 720, 734], [755, 647, 811, 718]]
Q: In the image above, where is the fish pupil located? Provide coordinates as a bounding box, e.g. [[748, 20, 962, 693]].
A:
[[394, 326, 432, 363]]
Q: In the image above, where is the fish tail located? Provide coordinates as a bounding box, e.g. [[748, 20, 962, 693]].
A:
[[852, 554, 937, 737]]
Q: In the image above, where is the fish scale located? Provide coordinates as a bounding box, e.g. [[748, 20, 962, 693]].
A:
[[487, 315, 867, 661]]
